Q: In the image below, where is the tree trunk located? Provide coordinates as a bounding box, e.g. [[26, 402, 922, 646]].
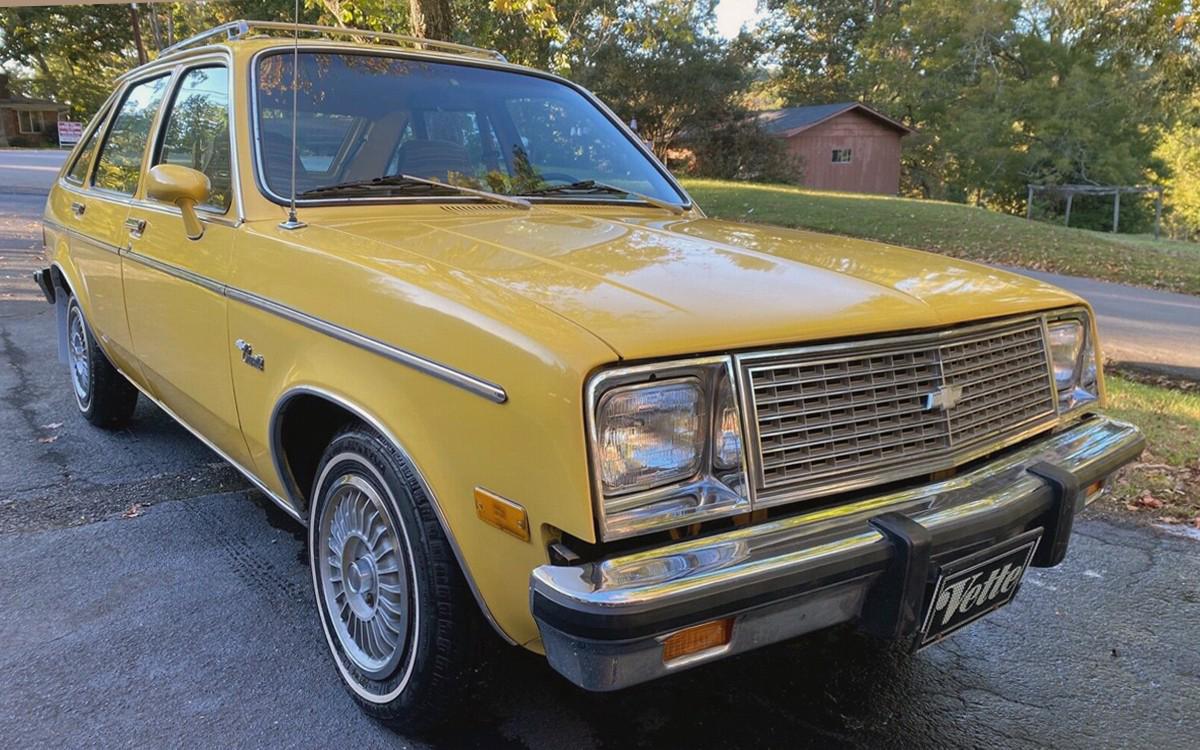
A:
[[146, 3, 164, 52], [408, 0, 454, 40], [130, 4, 148, 65]]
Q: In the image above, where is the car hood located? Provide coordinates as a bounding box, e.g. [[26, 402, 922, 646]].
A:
[[315, 206, 1082, 360]]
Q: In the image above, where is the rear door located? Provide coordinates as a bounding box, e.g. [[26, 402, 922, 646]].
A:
[[63, 74, 171, 372], [122, 63, 250, 466]]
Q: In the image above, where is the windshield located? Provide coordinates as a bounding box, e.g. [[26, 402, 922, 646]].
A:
[[254, 51, 684, 205]]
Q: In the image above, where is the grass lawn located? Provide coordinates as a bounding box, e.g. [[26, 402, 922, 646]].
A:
[[682, 179, 1200, 296], [1099, 375, 1200, 526]]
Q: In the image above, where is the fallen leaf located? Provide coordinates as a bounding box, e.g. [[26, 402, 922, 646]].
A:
[[36, 435, 58, 444], [121, 503, 143, 519], [1133, 493, 1165, 510], [40, 422, 63, 430]]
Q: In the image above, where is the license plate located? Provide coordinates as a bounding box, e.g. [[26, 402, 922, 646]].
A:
[[916, 529, 1042, 650]]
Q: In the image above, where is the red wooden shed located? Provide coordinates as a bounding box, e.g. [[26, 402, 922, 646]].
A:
[[753, 103, 915, 195]]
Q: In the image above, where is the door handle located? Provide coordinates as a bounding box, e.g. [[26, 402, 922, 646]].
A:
[[70, 202, 86, 217], [124, 217, 147, 237]]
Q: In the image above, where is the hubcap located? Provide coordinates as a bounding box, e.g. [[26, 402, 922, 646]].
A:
[[67, 306, 90, 408], [318, 473, 410, 678]]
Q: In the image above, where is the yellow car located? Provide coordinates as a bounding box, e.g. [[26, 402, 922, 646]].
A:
[[35, 21, 1144, 732]]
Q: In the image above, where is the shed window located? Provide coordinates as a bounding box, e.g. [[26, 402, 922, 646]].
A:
[[18, 110, 45, 134], [831, 148, 852, 164]]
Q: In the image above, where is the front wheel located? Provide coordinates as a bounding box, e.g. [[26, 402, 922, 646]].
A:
[[66, 296, 138, 428], [309, 426, 487, 733]]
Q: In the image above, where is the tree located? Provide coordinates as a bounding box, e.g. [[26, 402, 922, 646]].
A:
[[0, 5, 137, 118], [408, 0, 453, 38], [757, 0, 1194, 230], [1157, 119, 1200, 240], [758, 0, 898, 105], [568, 0, 757, 160]]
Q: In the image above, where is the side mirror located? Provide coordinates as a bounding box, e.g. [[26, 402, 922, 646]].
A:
[[146, 164, 210, 240]]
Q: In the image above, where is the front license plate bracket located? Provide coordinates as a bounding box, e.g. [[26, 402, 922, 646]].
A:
[[916, 528, 1042, 650]]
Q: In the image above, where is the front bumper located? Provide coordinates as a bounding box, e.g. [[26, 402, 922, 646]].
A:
[[531, 416, 1144, 691]]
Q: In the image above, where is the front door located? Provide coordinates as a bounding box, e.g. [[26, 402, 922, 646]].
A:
[[121, 64, 250, 466]]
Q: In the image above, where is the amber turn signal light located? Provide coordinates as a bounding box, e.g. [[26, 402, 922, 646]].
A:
[[661, 618, 733, 664], [474, 487, 530, 542]]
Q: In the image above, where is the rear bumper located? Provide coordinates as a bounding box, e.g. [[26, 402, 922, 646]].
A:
[[530, 416, 1144, 691]]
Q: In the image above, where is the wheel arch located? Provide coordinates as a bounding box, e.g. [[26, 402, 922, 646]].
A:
[[269, 384, 517, 645]]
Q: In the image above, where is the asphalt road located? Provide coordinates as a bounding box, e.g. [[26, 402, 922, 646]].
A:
[[2, 153, 1199, 748], [998, 266, 1200, 380], [0, 148, 72, 194]]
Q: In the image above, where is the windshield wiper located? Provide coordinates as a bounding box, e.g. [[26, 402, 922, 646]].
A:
[[522, 180, 684, 215], [300, 173, 531, 210]]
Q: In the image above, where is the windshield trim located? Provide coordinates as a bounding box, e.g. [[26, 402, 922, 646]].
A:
[[248, 46, 693, 211]]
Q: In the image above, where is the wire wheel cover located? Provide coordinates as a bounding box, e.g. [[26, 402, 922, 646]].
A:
[[318, 473, 412, 678], [67, 305, 90, 407]]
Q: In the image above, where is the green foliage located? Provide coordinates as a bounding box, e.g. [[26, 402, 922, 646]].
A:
[[759, 0, 1200, 233], [1156, 120, 1200, 240], [0, 4, 137, 118], [565, 1, 760, 162], [682, 119, 803, 183], [3, 0, 1195, 236]]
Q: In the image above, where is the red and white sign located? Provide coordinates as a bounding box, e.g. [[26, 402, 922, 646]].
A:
[[57, 121, 83, 146]]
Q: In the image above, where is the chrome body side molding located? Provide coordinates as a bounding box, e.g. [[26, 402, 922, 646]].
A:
[[42, 219, 507, 404], [225, 287, 508, 403]]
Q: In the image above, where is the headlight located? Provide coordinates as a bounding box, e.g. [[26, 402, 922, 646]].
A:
[[597, 380, 704, 494], [1047, 311, 1099, 412], [588, 358, 749, 540]]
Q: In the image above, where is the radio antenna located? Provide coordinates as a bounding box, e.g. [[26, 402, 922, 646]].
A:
[[279, 0, 306, 230]]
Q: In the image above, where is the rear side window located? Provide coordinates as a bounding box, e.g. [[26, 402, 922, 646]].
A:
[[65, 112, 107, 185], [156, 66, 233, 212], [93, 75, 170, 195]]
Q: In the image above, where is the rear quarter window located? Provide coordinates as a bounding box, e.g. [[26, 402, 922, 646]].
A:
[[64, 111, 108, 185]]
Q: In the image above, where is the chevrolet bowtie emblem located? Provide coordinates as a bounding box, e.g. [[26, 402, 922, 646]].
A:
[[924, 384, 964, 412]]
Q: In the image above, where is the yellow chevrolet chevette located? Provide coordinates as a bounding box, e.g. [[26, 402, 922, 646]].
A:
[[36, 21, 1144, 732]]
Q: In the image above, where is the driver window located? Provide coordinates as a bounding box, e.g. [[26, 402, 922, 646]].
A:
[[156, 66, 233, 212]]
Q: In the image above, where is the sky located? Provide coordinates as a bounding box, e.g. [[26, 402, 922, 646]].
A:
[[715, 0, 762, 38]]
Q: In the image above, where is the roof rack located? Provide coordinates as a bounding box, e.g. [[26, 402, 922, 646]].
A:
[[160, 20, 507, 62]]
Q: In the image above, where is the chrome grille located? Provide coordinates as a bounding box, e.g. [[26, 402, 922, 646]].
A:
[[741, 320, 1057, 500]]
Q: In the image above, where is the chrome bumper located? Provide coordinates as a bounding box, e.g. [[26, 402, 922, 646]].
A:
[[531, 416, 1144, 691]]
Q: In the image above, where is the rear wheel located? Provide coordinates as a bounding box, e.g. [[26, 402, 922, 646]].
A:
[[309, 425, 487, 733], [66, 297, 138, 428]]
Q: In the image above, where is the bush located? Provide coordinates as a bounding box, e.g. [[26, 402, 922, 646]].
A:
[[683, 119, 804, 184]]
